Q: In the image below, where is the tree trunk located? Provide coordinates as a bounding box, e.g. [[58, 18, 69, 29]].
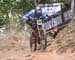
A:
[[34, 0, 38, 7], [5, 11, 10, 33]]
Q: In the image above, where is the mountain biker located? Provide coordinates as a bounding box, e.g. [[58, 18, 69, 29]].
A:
[[22, 8, 48, 42], [22, 8, 48, 26], [22, 8, 48, 49], [47, 14, 58, 38]]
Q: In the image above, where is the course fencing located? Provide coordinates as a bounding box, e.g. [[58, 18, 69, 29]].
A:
[[36, 3, 72, 32]]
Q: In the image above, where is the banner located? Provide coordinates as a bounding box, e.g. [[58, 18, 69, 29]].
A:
[[36, 3, 61, 15], [36, 3, 72, 32], [63, 10, 72, 21]]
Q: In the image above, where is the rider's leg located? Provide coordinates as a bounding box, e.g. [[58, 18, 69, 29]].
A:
[[53, 32, 58, 38], [52, 26, 58, 38], [50, 30, 58, 38]]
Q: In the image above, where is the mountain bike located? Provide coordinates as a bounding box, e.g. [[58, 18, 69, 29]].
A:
[[30, 18, 47, 51]]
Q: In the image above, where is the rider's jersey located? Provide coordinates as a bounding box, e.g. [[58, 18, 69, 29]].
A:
[[23, 9, 48, 21]]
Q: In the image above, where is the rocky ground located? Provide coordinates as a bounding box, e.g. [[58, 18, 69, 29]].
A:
[[0, 20, 75, 60]]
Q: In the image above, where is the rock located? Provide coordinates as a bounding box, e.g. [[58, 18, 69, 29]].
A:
[[25, 54, 31, 57]]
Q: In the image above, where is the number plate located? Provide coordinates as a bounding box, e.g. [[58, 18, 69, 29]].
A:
[[37, 20, 43, 25]]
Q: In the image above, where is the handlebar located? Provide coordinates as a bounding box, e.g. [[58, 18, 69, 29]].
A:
[[28, 16, 47, 22]]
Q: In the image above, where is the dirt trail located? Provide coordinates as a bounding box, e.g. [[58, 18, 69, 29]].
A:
[[0, 21, 75, 60], [0, 48, 75, 60]]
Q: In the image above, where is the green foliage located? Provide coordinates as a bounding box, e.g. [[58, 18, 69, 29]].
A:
[[0, 17, 5, 28], [0, 0, 69, 33], [0, 0, 31, 25]]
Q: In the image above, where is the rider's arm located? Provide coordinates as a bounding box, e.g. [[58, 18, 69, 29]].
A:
[[22, 10, 34, 21], [41, 12, 48, 20]]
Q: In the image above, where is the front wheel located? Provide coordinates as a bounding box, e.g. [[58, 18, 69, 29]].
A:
[[40, 37, 47, 50], [40, 31, 47, 50], [30, 33, 37, 52]]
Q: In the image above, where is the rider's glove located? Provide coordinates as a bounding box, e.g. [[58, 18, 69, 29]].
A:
[[26, 20, 32, 26], [28, 16, 34, 20]]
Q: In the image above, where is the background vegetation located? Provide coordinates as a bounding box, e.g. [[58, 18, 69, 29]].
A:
[[0, 0, 71, 34]]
